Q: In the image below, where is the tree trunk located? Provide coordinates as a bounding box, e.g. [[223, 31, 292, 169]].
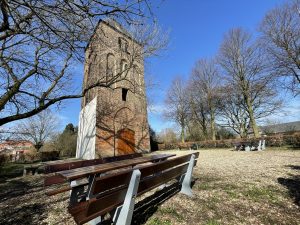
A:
[[210, 108, 216, 141], [181, 125, 185, 143], [245, 95, 259, 138]]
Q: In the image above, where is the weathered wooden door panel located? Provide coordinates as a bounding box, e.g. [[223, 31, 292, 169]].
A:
[[117, 128, 135, 155]]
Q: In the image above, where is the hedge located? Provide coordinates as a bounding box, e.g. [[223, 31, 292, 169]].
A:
[[157, 132, 300, 150]]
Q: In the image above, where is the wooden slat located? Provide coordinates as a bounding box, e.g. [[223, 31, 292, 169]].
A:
[[45, 159, 104, 174], [137, 163, 189, 196], [46, 186, 71, 196], [69, 201, 88, 215], [102, 153, 143, 163], [46, 179, 90, 196], [44, 153, 143, 174], [91, 154, 193, 196], [71, 163, 190, 225], [57, 154, 176, 181], [91, 171, 133, 196], [44, 174, 67, 186]]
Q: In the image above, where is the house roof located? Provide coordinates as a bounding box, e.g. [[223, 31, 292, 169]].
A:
[[0, 140, 33, 151]]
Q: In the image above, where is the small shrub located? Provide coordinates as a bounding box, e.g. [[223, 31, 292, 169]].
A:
[[24, 150, 40, 162], [40, 151, 59, 162], [0, 154, 9, 167], [18, 153, 25, 162], [292, 133, 300, 148], [265, 135, 284, 147]]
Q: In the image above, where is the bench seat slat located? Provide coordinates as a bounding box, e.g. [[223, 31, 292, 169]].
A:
[[58, 154, 176, 181], [45, 153, 143, 174]]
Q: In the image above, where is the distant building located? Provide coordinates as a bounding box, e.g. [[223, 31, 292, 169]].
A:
[[0, 140, 34, 160], [77, 19, 150, 159], [260, 121, 300, 135]]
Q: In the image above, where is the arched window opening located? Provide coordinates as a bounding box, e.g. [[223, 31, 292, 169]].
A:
[[106, 53, 115, 83], [120, 59, 128, 79], [133, 65, 142, 92]]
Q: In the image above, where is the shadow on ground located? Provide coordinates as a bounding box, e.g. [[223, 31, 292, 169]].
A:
[[0, 178, 46, 225], [132, 182, 182, 225], [0, 203, 46, 225], [278, 165, 300, 206], [98, 180, 196, 225], [0, 178, 43, 201]]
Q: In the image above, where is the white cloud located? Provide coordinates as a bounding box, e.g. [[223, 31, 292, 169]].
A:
[[148, 103, 166, 115]]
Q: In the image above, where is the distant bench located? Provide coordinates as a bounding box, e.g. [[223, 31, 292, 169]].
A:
[[44, 152, 199, 225], [23, 164, 41, 176], [233, 139, 266, 151]]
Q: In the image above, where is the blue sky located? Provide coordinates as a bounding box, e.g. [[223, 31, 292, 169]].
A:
[[58, 0, 300, 132]]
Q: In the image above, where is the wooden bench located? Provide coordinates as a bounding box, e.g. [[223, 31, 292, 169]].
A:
[[67, 152, 198, 225], [44, 154, 174, 196], [45, 153, 198, 225], [23, 164, 41, 176]]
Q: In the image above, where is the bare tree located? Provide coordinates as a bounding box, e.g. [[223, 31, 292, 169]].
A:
[[218, 84, 251, 138], [0, 0, 167, 126], [164, 76, 189, 143], [259, 0, 300, 95], [15, 109, 60, 150], [218, 28, 281, 138], [189, 58, 221, 140], [157, 128, 178, 144], [187, 88, 209, 139]]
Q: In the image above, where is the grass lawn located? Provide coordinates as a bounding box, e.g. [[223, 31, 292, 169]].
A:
[[0, 148, 299, 225]]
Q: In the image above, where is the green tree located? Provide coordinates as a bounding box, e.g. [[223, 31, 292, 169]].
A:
[[55, 123, 78, 157]]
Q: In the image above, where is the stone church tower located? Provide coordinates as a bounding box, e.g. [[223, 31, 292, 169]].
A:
[[76, 19, 150, 159]]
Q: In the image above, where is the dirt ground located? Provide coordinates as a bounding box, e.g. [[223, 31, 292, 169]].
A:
[[0, 148, 299, 225]]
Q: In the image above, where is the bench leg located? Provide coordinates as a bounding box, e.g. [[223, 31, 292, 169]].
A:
[[262, 140, 266, 150], [23, 167, 27, 176], [257, 140, 262, 151], [180, 154, 195, 197], [113, 169, 141, 225], [87, 216, 102, 225], [69, 180, 85, 206], [86, 174, 103, 225]]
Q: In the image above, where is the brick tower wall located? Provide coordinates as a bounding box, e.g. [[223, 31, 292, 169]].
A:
[[82, 20, 150, 158]]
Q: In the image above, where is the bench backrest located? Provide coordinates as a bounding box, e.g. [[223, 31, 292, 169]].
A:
[[69, 153, 199, 224]]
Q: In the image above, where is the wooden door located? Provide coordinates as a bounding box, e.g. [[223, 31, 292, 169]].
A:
[[116, 128, 135, 155]]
